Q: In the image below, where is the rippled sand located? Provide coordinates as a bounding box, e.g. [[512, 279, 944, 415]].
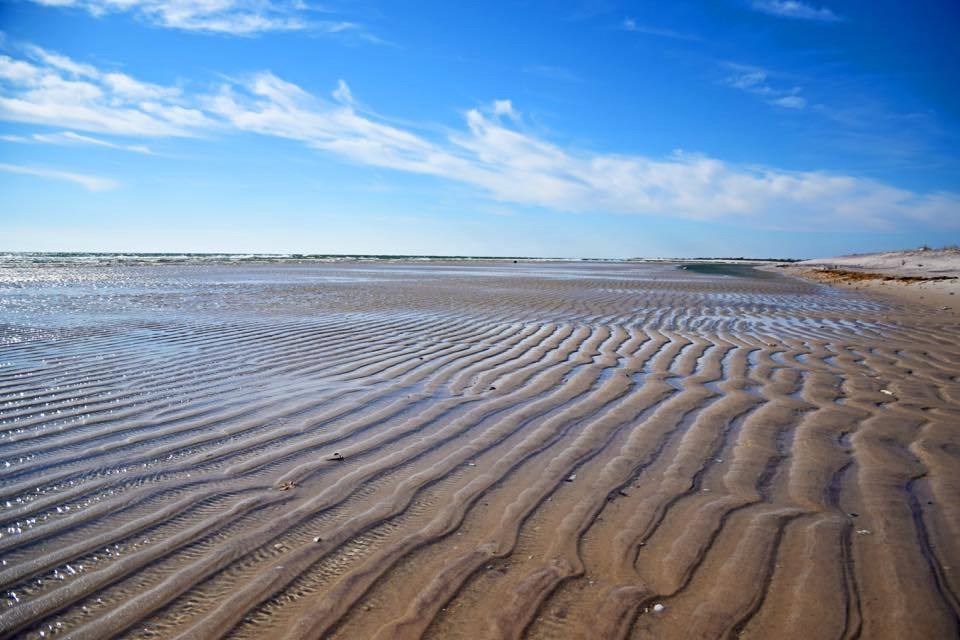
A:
[[1, 261, 958, 639]]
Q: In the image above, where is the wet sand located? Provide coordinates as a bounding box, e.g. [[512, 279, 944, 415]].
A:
[[1, 260, 958, 639]]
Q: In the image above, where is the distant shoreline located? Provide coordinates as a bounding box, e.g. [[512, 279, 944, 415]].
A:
[[0, 251, 802, 267]]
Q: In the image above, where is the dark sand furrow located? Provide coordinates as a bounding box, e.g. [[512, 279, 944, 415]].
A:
[[687, 508, 805, 639], [909, 416, 960, 599], [906, 475, 960, 619], [848, 406, 959, 638]]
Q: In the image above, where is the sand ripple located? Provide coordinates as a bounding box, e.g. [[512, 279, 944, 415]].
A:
[[1, 261, 958, 639]]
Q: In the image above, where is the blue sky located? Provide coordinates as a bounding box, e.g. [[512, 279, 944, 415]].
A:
[[1, 0, 958, 258]]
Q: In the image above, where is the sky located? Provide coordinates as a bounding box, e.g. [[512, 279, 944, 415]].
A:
[[1, 0, 959, 258]]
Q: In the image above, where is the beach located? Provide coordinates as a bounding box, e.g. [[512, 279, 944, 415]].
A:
[[777, 248, 960, 315], [1, 258, 958, 639]]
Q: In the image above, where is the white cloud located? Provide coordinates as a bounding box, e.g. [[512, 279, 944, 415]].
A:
[[728, 69, 772, 93], [0, 162, 119, 190], [332, 79, 353, 105], [210, 73, 959, 230], [724, 64, 807, 110], [771, 95, 806, 109], [28, 0, 305, 34], [621, 18, 700, 41], [751, 1, 841, 22], [0, 46, 211, 136], [492, 99, 517, 119], [1, 130, 153, 153], [24, 0, 381, 37], [24, 45, 100, 77]]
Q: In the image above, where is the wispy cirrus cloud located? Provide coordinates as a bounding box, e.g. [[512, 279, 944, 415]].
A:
[[23, 0, 380, 38], [621, 17, 700, 41], [750, 1, 842, 22], [0, 162, 119, 190], [724, 64, 807, 109], [1, 44, 956, 229], [1, 130, 153, 154]]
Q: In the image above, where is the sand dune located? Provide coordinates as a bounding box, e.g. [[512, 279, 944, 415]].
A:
[[799, 247, 960, 277], [781, 248, 960, 314], [1, 260, 958, 639]]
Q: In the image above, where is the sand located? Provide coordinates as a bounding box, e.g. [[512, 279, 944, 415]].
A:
[[776, 248, 960, 315], [0, 260, 958, 639]]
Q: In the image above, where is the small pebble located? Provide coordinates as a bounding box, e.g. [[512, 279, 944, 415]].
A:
[[653, 603, 666, 613]]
